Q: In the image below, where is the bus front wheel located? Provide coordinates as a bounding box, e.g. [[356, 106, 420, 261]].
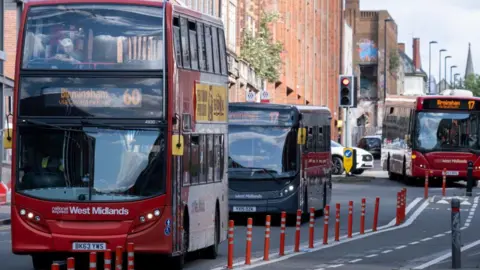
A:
[[32, 254, 52, 270]]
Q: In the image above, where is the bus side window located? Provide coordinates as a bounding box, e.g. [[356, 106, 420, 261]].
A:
[[197, 22, 207, 71], [306, 126, 314, 152], [204, 25, 214, 72], [325, 125, 331, 149], [211, 27, 220, 74], [214, 134, 221, 182], [190, 135, 200, 185], [219, 134, 225, 181], [188, 20, 199, 70], [182, 134, 191, 186], [199, 134, 207, 183], [217, 28, 228, 75], [173, 17, 182, 68], [207, 134, 214, 183], [317, 126, 325, 151], [179, 17, 190, 69]]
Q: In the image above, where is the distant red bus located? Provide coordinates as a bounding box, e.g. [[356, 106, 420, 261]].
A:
[[9, 0, 228, 269], [382, 94, 480, 183]]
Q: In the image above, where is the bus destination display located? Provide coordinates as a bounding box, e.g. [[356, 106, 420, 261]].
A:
[[422, 99, 477, 110], [45, 88, 143, 108], [229, 109, 294, 125]]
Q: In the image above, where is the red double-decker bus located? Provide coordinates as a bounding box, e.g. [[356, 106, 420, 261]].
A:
[[8, 0, 229, 269], [382, 93, 480, 183]]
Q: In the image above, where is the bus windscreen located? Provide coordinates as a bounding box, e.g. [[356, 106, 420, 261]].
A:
[[22, 4, 163, 70], [414, 111, 480, 151]]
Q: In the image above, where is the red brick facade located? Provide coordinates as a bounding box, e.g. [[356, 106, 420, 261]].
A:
[[5, 6, 18, 79], [263, 0, 343, 139]]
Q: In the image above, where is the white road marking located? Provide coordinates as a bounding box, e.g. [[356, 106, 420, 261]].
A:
[[395, 245, 407, 249], [349, 258, 363, 263], [433, 234, 444, 238], [220, 198, 430, 270], [410, 241, 420, 245], [365, 254, 378, 258], [382, 250, 393, 254], [412, 238, 480, 269], [421, 237, 432, 242], [327, 264, 344, 268]]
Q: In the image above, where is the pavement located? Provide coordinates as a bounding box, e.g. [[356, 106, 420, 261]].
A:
[[3, 159, 480, 269]]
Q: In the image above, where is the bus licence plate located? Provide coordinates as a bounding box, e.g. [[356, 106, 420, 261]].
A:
[[72, 242, 107, 251], [446, 171, 459, 176], [233, 206, 256, 212]]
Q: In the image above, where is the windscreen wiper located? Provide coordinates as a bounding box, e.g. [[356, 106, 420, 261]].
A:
[[230, 166, 281, 183], [21, 119, 84, 133], [80, 120, 156, 131]]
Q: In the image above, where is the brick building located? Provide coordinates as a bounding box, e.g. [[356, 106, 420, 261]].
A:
[[344, 0, 398, 142], [178, 0, 344, 139]]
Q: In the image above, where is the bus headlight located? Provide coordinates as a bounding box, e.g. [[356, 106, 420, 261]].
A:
[[132, 208, 164, 234], [18, 207, 49, 233]]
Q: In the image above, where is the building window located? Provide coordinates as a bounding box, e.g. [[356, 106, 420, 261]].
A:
[[227, 1, 236, 51], [218, 29, 227, 75], [211, 27, 220, 74], [188, 20, 199, 70]]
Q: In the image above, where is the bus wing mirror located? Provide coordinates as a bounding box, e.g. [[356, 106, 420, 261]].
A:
[[172, 134, 184, 156], [3, 128, 12, 149], [297, 128, 306, 145]]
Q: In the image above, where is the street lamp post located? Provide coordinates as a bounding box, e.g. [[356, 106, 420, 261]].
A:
[[450, 65, 457, 87], [383, 18, 393, 101], [439, 49, 446, 91], [444, 56, 451, 89], [454, 73, 460, 88], [429, 41, 437, 93]]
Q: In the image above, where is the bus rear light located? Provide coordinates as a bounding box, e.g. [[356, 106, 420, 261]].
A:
[[18, 208, 49, 233], [131, 208, 163, 233]]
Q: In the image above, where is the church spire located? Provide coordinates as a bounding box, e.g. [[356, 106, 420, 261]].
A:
[[465, 42, 474, 79]]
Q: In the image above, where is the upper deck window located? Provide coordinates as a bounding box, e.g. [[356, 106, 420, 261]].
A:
[[22, 4, 164, 71]]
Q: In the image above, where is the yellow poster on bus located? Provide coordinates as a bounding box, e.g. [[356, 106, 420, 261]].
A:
[[195, 82, 228, 122]]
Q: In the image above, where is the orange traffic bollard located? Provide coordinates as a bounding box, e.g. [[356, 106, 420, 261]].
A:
[[127, 243, 134, 270], [442, 168, 447, 197], [294, 209, 302, 252], [264, 215, 271, 261], [348, 201, 353, 238], [323, 205, 330, 245], [51, 263, 60, 270], [104, 250, 112, 270], [373, 197, 380, 231], [335, 203, 340, 241], [227, 220, 234, 269], [279, 212, 286, 256], [360, 198, 366, 234], [396, 191, 401, 225], [115, 246, 123, 270], [90, 252, 96, 270], [245, 217, 253, 264], [67, 257, 75, 270], [309, 207, 315, 248], [424, 170, 429, 199], [401, 188, 407, 222]]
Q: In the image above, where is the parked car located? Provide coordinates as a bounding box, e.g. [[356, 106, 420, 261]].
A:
[[357, 135, 382, 158], [331, 140, 374, 175]]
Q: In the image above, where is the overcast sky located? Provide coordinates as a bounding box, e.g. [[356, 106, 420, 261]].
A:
[[360, 0, 479, 82]]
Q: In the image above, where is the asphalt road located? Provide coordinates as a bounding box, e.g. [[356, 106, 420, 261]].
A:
[[1, 160, 476, 270]]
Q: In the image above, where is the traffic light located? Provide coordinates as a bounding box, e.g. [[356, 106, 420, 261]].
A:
[[339, 75, 355, 108]]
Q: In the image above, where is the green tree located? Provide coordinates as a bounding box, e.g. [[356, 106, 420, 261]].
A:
[[464, 73, 480, 96], [240, 12, 284, 83]]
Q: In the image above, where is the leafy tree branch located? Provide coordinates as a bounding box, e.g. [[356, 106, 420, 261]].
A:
[[240, 12, 284, 83]]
